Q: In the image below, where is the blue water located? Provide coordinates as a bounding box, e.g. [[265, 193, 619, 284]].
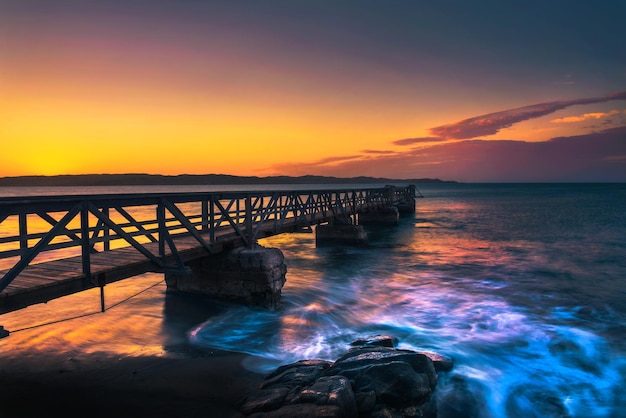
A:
[[187, 183, 626, 417]]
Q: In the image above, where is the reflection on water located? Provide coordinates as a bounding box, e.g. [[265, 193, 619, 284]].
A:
[[2, 183, 625, 417], [0, 275, 171, 359], [188, 184, 626, 417]]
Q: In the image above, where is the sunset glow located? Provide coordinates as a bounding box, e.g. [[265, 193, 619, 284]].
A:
[[1, 1, 625, 182]]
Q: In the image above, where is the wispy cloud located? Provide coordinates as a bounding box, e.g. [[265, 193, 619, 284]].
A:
[[430, 91, 626, 139], [392, 137, 448, 146], [551, 110, 621, 124], [270, 127, 626, 182], [361, 149, 396, 154], [313, 155, 363, 165], [271, 92, 626, 181]]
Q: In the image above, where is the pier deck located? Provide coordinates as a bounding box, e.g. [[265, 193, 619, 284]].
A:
[[1, 186, 416, 315]]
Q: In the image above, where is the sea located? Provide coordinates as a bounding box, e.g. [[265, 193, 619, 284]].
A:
[[1, 182, 625, 417]]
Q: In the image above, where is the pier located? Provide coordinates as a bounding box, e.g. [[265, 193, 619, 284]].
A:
[[0, 185, 418, 334]]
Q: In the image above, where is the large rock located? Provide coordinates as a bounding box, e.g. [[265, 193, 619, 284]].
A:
[[336, 361, 432, 408], [350, 335, 399, 348], [261, 360, 332, 393], [240, 340, 452, 418], [247, 403, 346, 418], [326, 347, 438, 390], [292, 376, 358, 416], [419, 351, 454, 373], [240, 387, 290, 415], [242, 363, 357, 418]]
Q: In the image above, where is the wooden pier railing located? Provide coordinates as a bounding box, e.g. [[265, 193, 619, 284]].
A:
[[0, 185, 417, 315]]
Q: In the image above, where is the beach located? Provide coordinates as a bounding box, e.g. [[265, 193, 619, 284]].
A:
[[0, 348, 263, 417], [0, 276, 265, 417]]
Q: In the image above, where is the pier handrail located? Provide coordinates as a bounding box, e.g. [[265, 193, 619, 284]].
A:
[[0, 186, 415, 293]]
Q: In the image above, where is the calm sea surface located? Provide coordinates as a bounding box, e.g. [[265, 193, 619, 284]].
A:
[[1, 183, 625, 417]]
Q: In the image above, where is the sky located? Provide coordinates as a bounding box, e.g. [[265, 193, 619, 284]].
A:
[[1, 0, 625, 182]]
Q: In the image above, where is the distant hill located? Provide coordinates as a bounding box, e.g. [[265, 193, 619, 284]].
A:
[[0, 174, 456, 187]]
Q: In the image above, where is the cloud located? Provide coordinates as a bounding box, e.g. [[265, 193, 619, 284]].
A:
[[313, 155, 363, 165], [270, 153, 368, 175], [361, 149, 396, 154], [270, 127, 626, 182], [392, 137, 448, 146], [551, 110, 621, 124], [430, 91, 626, 139]]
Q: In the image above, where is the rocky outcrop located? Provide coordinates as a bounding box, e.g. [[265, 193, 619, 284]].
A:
[[240, 335, 453, 417]]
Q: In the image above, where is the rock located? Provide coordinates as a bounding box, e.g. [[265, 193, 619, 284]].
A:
[[240, 387, 290, 415], [247, 403, 346, 418], [240, 338, 452, 418], [418, 351, 454, 372], [265, 359, 332, 380], [261, 360, 332, 391], [350, 335, 399, 348], [326, 347, 438, 389], [292, 376, 358, 417], [354, 390, 377, 414], [336, 361, 432, 408], [370, 406, 403, 418], [246, 374, 357, 417]]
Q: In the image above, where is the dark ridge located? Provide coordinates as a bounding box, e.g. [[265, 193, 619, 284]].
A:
[[0, 174, 457, 187]]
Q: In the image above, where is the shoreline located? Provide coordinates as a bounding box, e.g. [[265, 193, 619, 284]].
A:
[[0, 347, 264, 417], [0, 278, 266, 417]]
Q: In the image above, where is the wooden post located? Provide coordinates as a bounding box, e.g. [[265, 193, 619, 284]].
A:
[[157, 200, 166, 259], [386, 185, 396, 206], [98, 273, 106, 312], [103, 206, 110, 251], [352, 191, 357, 224], [18, 213, 27, 260], [245, 194, 253, 248], [81, 202, 91, 280], [202, 198, 208, 232], [209, 196, 215, 244]]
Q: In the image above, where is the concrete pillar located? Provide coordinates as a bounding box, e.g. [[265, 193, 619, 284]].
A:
[[396, 197, 416, 214], [165, 244, 287, 310], [358, 206, 399, 226], [315, 224, 367, 247]]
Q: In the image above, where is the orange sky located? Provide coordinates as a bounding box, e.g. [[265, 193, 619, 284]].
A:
[[1, 1, 625, 182]]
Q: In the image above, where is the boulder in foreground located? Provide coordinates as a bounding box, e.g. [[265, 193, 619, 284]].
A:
[[240, 337, 453, 418]]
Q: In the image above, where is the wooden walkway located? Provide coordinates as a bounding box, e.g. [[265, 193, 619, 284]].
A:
[[0, 213, 318, 314], [0, 186, 417, 316]]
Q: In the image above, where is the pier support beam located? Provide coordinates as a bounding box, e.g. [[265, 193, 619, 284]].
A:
[[315, 223, 367, 246], [358, 206, 400, 226], [396, 184, 417, 214], [395, 197, 416, 214], [0, 325, 8, 339], [165, 245, 287, 310]]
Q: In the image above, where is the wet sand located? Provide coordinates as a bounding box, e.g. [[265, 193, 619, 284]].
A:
[[0, 277, 265, 417], [0, 348, 263, 418]]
